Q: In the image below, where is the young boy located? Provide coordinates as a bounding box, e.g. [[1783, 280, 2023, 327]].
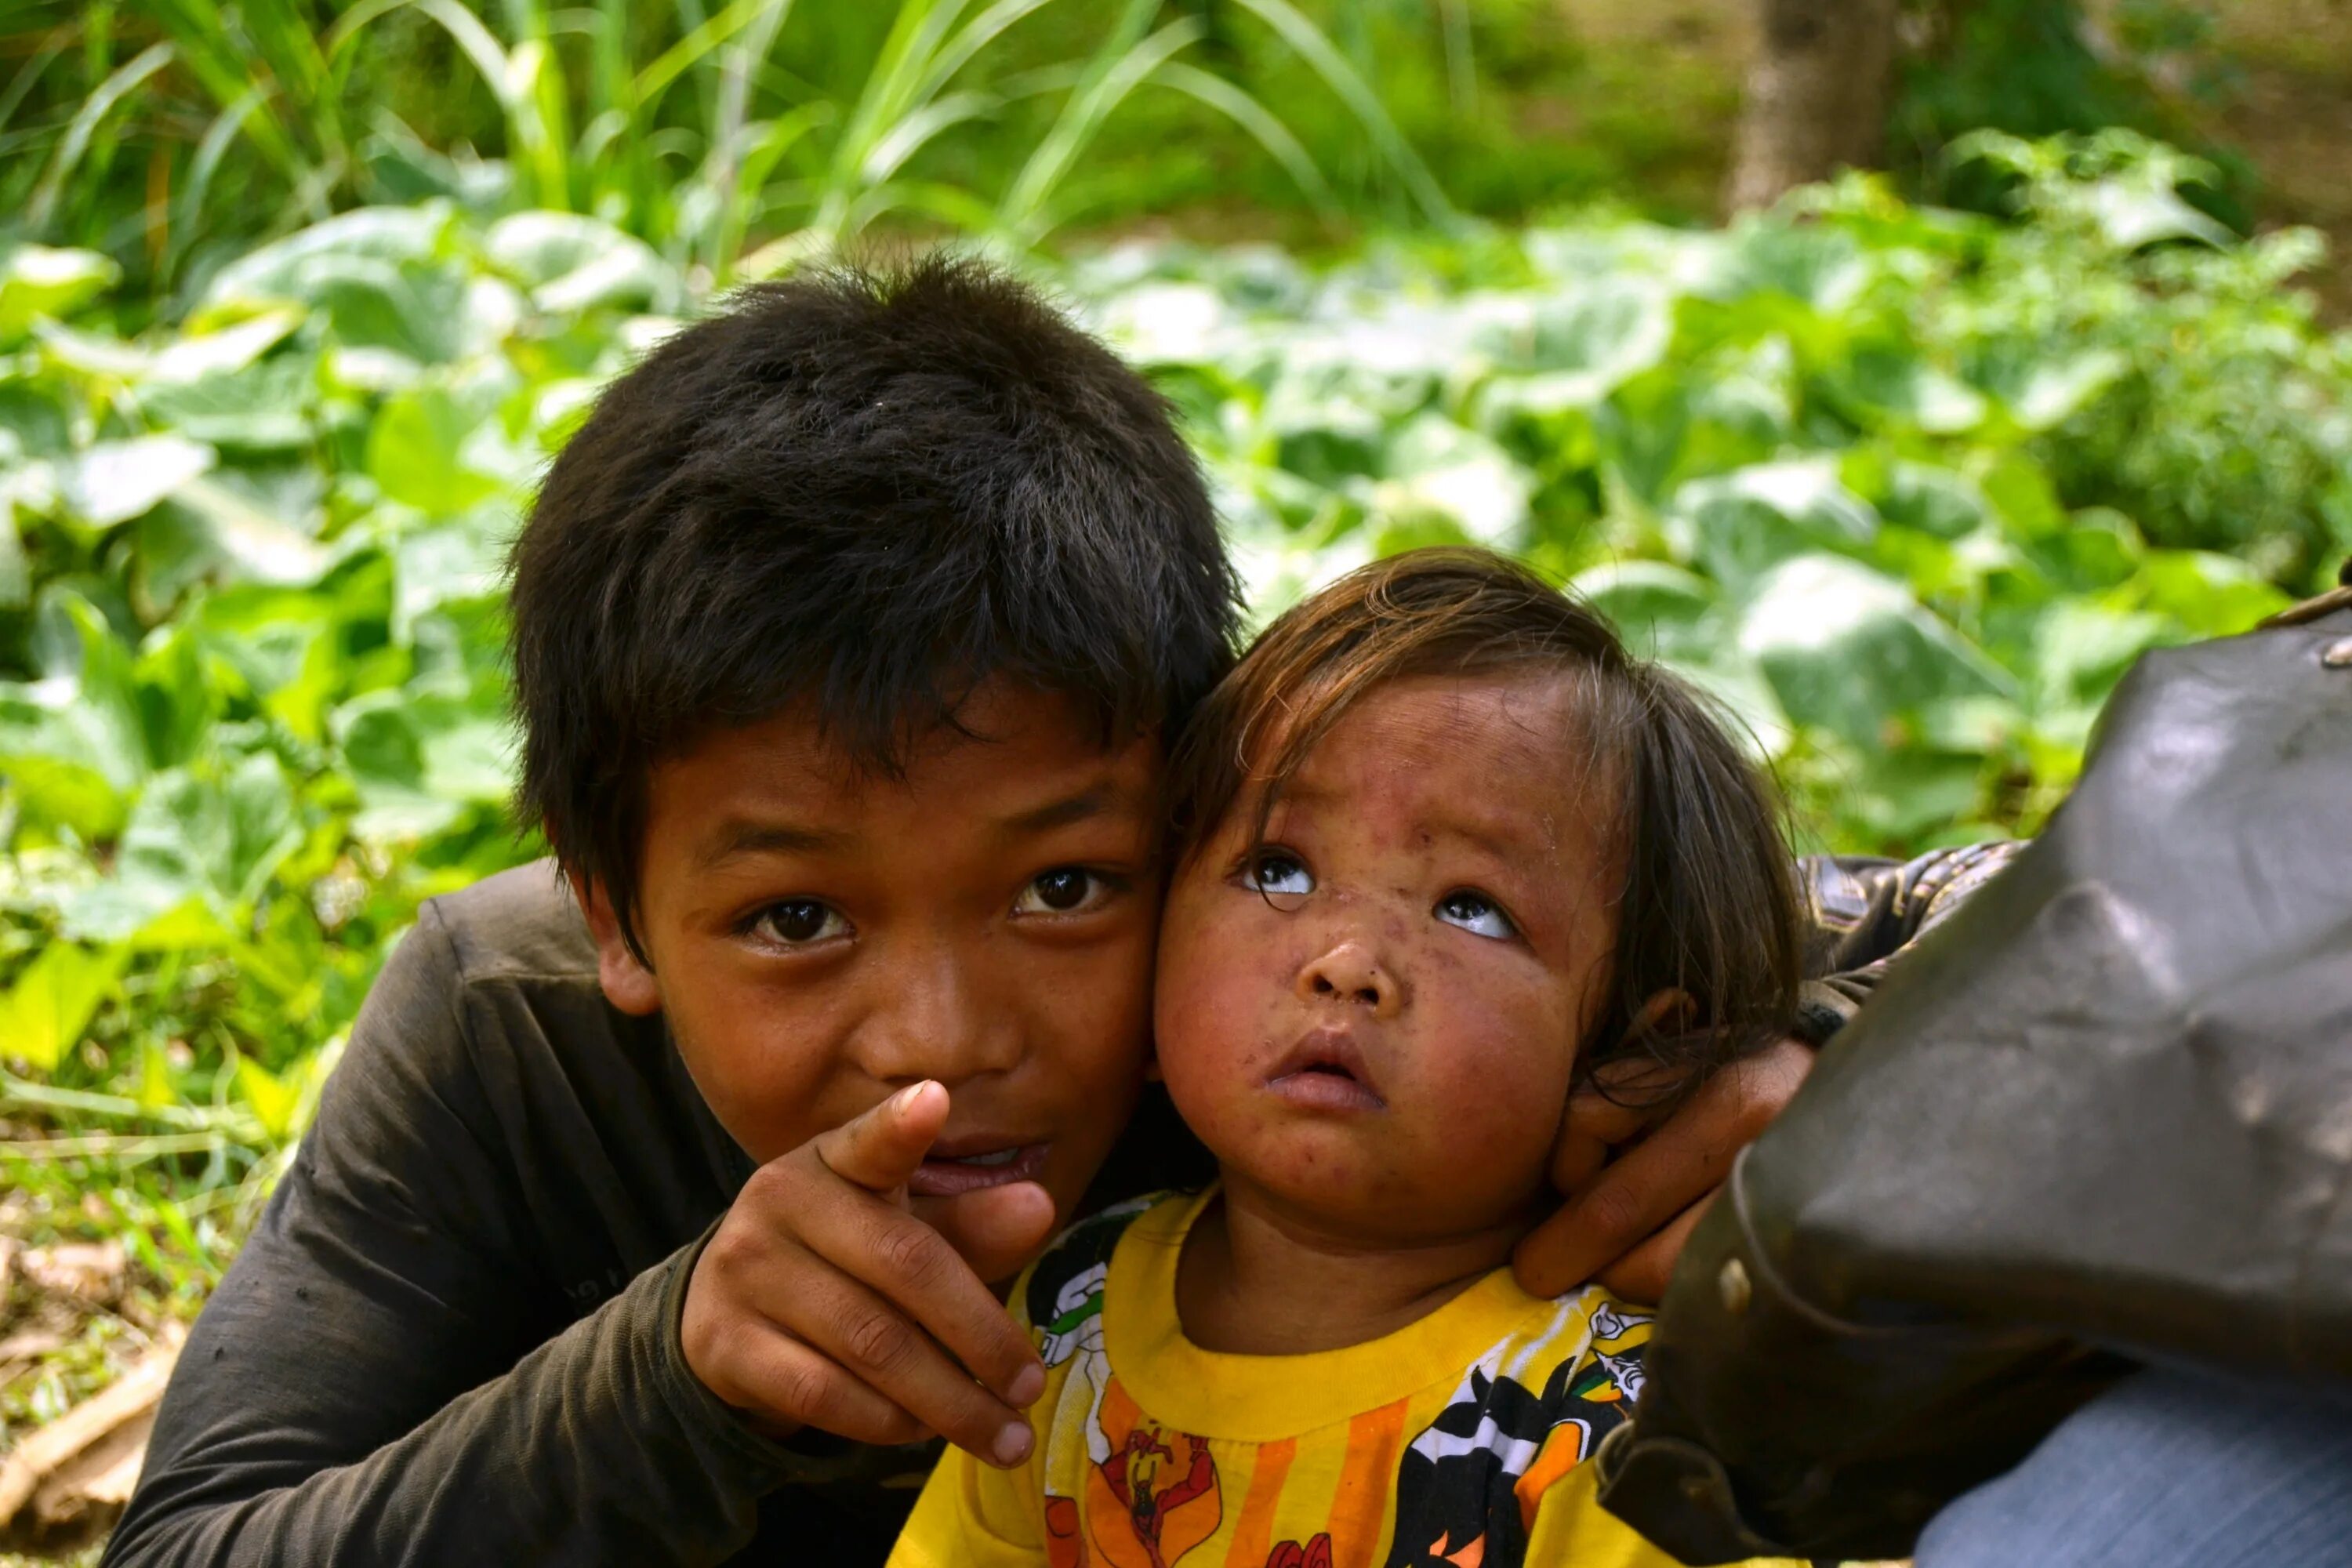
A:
[[106, 260, 2008, 1568], [889, 549, 1808, 1568]]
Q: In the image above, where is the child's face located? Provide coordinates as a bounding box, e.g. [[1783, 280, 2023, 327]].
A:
[[1154, 672, 1622, 1245], [596, 678, 1161, 1239]]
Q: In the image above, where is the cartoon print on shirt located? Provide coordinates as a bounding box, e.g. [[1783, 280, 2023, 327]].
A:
[[1378, 1302, 1651, 1568], [1025, 1201, 1158, 1568]]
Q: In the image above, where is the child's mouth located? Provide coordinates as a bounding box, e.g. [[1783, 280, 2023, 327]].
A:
[[1263, 1031, 1387, 1113], [909, 1141, 1050, 1197]]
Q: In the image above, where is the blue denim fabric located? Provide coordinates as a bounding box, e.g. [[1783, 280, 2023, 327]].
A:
[[1915, 1366, 2352, 1568]]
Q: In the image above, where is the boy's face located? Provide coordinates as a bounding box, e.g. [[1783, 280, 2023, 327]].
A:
[[587, 678, 1160, 1241], [1154, 672, 1621, 1246]]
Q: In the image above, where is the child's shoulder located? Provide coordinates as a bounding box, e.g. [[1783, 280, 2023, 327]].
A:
[[1015, 1192, 1174, 1348]]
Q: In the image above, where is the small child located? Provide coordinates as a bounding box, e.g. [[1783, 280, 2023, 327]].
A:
[[890, 548, 1806, 1568]]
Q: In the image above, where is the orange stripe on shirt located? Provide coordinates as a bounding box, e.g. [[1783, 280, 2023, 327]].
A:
[[1512, 1419, 1589, 1535], [1221, 1438, 1299, 1568], [1330, 1398, 1410, 1568]]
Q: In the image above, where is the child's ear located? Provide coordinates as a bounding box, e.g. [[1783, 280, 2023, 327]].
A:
[[1618, 987, 1697, 1047], [570, 871, 662, 1017]]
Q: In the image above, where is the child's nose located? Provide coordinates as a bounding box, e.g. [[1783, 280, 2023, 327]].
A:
[[1295, 938, 1401, 1018]]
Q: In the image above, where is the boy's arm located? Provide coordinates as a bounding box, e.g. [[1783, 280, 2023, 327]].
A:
[[102, 905, 796, 1568]]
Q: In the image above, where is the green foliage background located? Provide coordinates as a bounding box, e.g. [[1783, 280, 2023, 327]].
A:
[[2, 0, 2350, 1477]]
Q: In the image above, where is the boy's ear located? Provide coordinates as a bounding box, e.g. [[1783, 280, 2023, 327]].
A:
[[570, 871, 662, 1017]]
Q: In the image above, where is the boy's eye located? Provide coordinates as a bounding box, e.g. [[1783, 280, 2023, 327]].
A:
[[1013, 867, 1116, 916], [1241, 851, 1314, 900], [752, 899, 849, 946], [1435, 889, 1515, 941]]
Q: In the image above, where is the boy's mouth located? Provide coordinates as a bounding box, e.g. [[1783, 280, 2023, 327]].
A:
[[909, 1139, 1050, 1197], [1263, 1030, 1386, 1113]]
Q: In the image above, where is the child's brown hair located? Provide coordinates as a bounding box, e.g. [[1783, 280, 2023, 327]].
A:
[[1163, 547, 1801, 1095]]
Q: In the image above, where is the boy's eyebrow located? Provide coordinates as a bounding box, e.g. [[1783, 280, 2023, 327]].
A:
[[695, 818, 855, 868], [996, 784, 1127, 837]]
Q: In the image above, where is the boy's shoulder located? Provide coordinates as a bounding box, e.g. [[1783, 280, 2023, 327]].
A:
[[410, 858, 599, 984]]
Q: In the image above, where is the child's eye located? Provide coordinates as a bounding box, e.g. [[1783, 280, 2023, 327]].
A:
[[1241, 851, 1315, 899], [750, 899, 850, 946], [1012, 867, 1119, 916], [1435, 889, 1515, 941]]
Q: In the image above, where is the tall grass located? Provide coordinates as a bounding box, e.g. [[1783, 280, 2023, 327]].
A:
[[2, 0, 1454, 305]]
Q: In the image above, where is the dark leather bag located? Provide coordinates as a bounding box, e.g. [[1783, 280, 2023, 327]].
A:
[[1597, 592, 2352, 1564]]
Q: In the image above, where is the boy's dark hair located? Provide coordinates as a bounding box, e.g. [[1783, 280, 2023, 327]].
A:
[[1163, 547, 1801, 1094], [509, 255, 1241, 957]]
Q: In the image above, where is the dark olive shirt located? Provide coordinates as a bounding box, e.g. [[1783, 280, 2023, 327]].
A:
[[104, 848, 2011, 1568]]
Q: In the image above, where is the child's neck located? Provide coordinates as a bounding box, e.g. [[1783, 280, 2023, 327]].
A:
[[1175, 1174, 1534, 1356]]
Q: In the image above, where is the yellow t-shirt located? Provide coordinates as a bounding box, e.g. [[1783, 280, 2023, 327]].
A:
[[891, 1189, 1797, 1568]]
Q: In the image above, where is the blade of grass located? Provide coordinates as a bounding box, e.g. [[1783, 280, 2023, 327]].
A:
[[1149, 59, 1338, 223], [26, 40, 174, 234], [162, 85, 264, 287], [996, 1, 1196, 245], [814, 0, 975, 239], [1, 1072, 266, 1140], [1225, 0, 1454, 227], [713, 100, 832, 279], [0, 31, 63, 139]]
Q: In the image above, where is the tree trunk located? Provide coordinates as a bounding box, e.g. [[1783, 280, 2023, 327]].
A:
[[1726, 0, 1901, 212]]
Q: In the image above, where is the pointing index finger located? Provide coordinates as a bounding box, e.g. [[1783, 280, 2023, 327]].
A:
[[815, 1080, 950, 1196]]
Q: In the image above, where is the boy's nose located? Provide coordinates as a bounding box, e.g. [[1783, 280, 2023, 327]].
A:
[[1296, 938, 1401, 1018], [858, 945, 1022, 1085]]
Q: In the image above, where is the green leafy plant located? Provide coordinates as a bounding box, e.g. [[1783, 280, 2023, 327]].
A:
[[1, 136, 2346, 1434], [2, 0, 1445, 307]]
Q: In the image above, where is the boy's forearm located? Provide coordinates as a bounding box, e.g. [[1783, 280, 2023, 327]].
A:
[[103, 1231, 788, 1568]]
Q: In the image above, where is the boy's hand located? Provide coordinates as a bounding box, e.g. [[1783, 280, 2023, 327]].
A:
[[681, 1081, 1053, 1467], [1511, 1039, 1814, 1303]]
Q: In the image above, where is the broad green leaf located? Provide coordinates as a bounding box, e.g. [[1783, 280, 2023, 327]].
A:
[[367, 387, 507, 514], [483, 212, 670, 313], [234, 1050, 302, 1140], [147, 309, 306, 384], [2086, 180, 2233, 250], [1374, 417, 1531, 547], [136, 355, 317, 451], [336, 691, 466, 842], [0, 246, 121, 347], [0, 593, 150, 834], [58, 757, 304, 942], [1833, 347, 1987, 435], [1569, 560, 1715, 659], [0, 942, 128, 1072], [1669, 457, 1878, 586], [204, 205, 458, 308], [1737, 553, 2015, 747], [394, 519, 506, 635], [61, 437, 217, 527], [140, 475, 334, 595]]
